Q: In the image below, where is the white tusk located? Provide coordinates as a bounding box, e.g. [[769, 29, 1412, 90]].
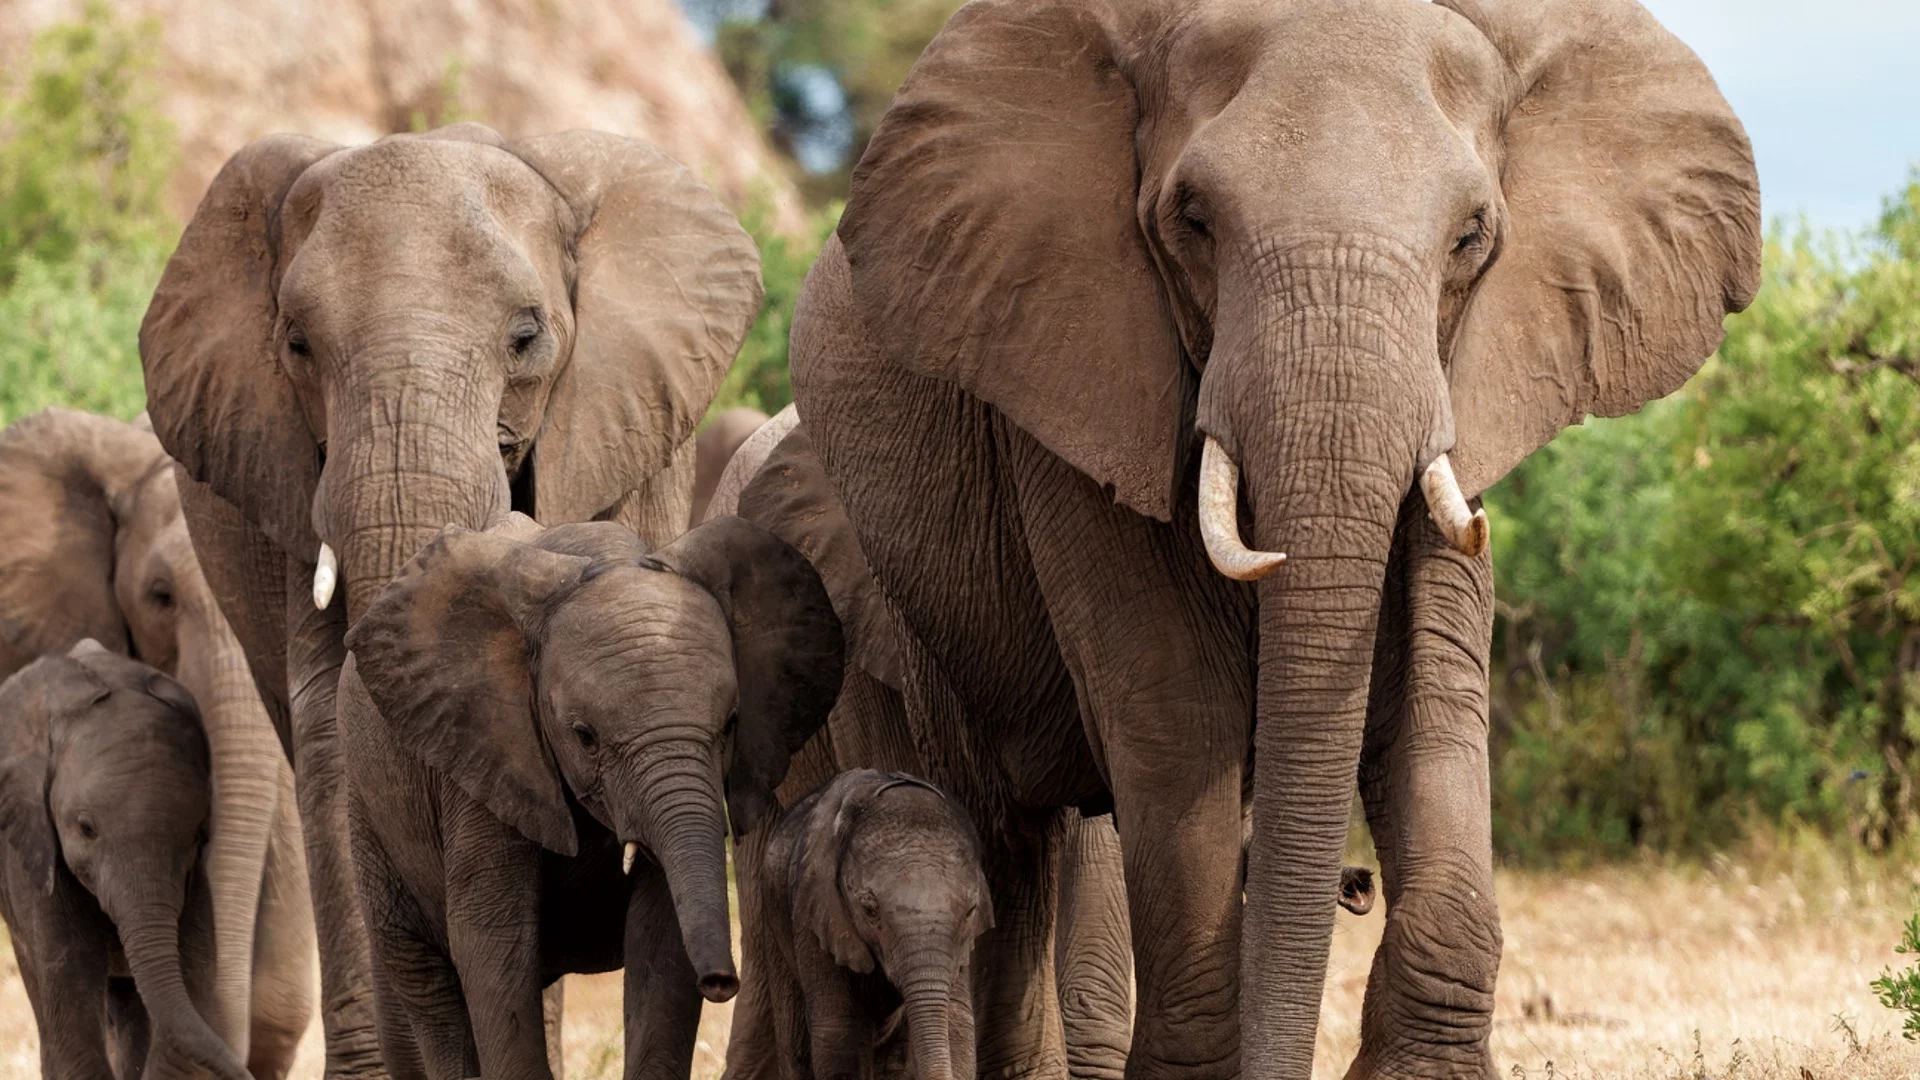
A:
[[313, 544, 338, 611], [1419, 454, 1489, 558], [1198, 437, 1286, 582], [622, 842, 638, 876]]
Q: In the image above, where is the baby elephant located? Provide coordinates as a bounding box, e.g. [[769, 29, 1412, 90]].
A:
[[757, 769, 993, 1080], [0, 642, 250, 1080]]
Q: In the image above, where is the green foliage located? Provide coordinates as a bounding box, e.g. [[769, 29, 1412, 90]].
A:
[[1874, 910, 1920, 1040], [0, 3, 177, 426], [1490, 177, 1920, 862], [708, 195, 842, 418]]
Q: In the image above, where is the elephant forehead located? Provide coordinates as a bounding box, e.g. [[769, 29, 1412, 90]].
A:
[[545, 567, 733, 667]]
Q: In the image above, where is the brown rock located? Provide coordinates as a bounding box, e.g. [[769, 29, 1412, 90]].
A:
[[0, 0, 803, 230]]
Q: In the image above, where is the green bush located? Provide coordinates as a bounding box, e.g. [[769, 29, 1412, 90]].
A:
[[709, 195, 842, 418], [0, 2, 177, 426], [1490, 178, 1920, 861], [1874, 910, 1920, 1040]]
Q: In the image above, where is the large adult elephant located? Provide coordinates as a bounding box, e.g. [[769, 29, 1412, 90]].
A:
[[0, 408, 312, 1074], [139, 122, 762, 1075], [789, 0, 1761, 1077]]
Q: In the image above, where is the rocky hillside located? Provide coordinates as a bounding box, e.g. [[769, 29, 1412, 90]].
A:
[[0, 0, 802, 228]]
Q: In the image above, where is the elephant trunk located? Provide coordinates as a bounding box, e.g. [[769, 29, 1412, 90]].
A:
[[117, 897, 253, 1080], [623, 750, 739, 1002], [1200, 249, 1446, 1079], [894, 944, 963, 1080], [173, 610, 283, 1058], [318, 361, 511, 624]]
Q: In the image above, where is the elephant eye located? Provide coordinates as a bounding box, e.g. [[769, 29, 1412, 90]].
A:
[[285, 328, 311, 358], [858, 891, 880, 918], [1453, 209, 1489, 255], [509, 309, 544, 356], [571, 721, 597, 750], [149, 581, 174, 609], [76, 813, 98, 840]]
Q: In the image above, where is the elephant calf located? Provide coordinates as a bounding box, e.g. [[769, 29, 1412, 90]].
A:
[[0, 643, 258, 1080], [339, 512, 843, 1080], [752, 768, 993, 1080]]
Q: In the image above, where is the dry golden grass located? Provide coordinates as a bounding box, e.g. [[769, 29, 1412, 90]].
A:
[[5, 858, 1918, 1079]]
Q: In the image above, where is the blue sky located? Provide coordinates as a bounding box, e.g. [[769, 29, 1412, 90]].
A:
[[1639, 0, 1919, 233]]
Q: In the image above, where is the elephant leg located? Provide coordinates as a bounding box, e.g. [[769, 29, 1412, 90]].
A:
[[248, 766, 317, 1080], [1346, 500, 1501, 1080], [724, 818, 785, 1080], [622, 866, 704, 1080], [7, 885, 116, 1079], [971, 811, 1072, 1080], [106, 977, 150, 1080], [287, 563, 388, 1079], [1013, 437, 1250, 1080], [1054, 812, 1133, 1080], [440, 794, 551, 1080]]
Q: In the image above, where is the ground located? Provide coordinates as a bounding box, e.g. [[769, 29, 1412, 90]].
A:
[[3, 861, 1917, 1079]]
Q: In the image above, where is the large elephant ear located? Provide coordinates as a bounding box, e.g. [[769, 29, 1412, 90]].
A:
[[509, 132, 763, 524], [0, 656, 108, 893], [1438, 0, 1762, 497], [344, 527, 591, 855], [0, 410, 162, 662], [140, 135, 340, 557], [655, 517, 845, 838], [838, 0, 1187, 523]]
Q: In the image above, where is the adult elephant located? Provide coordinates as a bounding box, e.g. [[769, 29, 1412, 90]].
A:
[[789, 0, 1761, 1077], [710, 406, 1137, 1080], [0, 408, 313, 1074], [139, 122, 762, 1076]]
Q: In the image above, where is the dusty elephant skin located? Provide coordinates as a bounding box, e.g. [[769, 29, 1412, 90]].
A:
[[138, 122, 762, 1078], [0, 408, 313, 1079], [752, 769, 994, 1080], [711, 409, 1138, 1080], [337, 513, 843, 1080], [0, 644, 266, 1080], [791, 0, 1762, 1076]]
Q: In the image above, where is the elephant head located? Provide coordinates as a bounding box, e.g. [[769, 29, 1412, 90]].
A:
[[140, 123, 763, 622], [0, 643, 250, 1080], [345, 513, 844, 1001], [835, 0, 1759, 1072], [0, 408, 288, 1056], [794, 770, 993, 1080]]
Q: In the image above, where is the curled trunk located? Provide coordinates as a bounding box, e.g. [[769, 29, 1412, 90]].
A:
[[119, 901, 253, 1080]]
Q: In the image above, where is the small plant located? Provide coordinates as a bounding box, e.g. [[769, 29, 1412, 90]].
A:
[[1872, 913, 1920, 1040]]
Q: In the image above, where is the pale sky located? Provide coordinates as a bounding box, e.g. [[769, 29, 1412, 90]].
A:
[[1638, 0, 1919, 233]]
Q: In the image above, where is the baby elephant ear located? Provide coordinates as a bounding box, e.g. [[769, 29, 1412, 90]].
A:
[[0, 656, 107, 893], [796, 772, 881, 973], [345, 527, 591, 856], [656, 517, 846, 838]]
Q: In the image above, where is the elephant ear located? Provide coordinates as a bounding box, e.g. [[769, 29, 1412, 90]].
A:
[[140, 135, 340, 557], [0, 410, 161, 662], [795, 771, 880, 973], [345, 527, 591, 855], [0, 656, 108, 894], [655, 517, 845, 838], [1438, 0, 1762, 497], [838, 0, 1187, 523], [738, 423, 905, 692], [509, 132, 763, 524]]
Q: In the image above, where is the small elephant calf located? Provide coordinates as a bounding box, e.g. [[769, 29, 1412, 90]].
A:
[[754, 769, 992, 1080]]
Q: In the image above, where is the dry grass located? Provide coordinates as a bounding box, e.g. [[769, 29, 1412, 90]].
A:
[[4, 859, 1918, 1079]]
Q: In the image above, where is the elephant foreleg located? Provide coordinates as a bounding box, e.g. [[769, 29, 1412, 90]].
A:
[[287, 562, 389, 1079], [1054, 812, 1133, 1080], [441, 795, 551, 1080], [247, 763, 317, 1080], [1347, 499, 1501, 1080]]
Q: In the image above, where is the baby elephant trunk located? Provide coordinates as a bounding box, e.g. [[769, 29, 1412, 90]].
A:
[[118, 900, 252, 1080], [895, 945, 965, 1080], [635, 767, 740, 1003]]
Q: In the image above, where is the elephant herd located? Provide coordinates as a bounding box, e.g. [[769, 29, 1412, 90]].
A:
[[0, 0, 1762, 1078]]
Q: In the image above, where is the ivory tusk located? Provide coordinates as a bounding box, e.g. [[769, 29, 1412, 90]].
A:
[[313, 544, 338, 611], [622, 842, 638, 876], [1419, 454, 1489, 558], [1198, 437, 1286, 582]]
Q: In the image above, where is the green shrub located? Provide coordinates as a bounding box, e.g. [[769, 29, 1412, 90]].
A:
[[1874, 910, 1920, 1040], [709, 194, 842, 418], [0, 2, 177, 425]]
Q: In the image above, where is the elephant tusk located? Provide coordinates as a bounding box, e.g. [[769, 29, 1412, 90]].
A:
[[622, 842, 638, 876], [1419, 454, 1489, 558], [1198, 437, 1286, 582], [313, 544, 338, 611]]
